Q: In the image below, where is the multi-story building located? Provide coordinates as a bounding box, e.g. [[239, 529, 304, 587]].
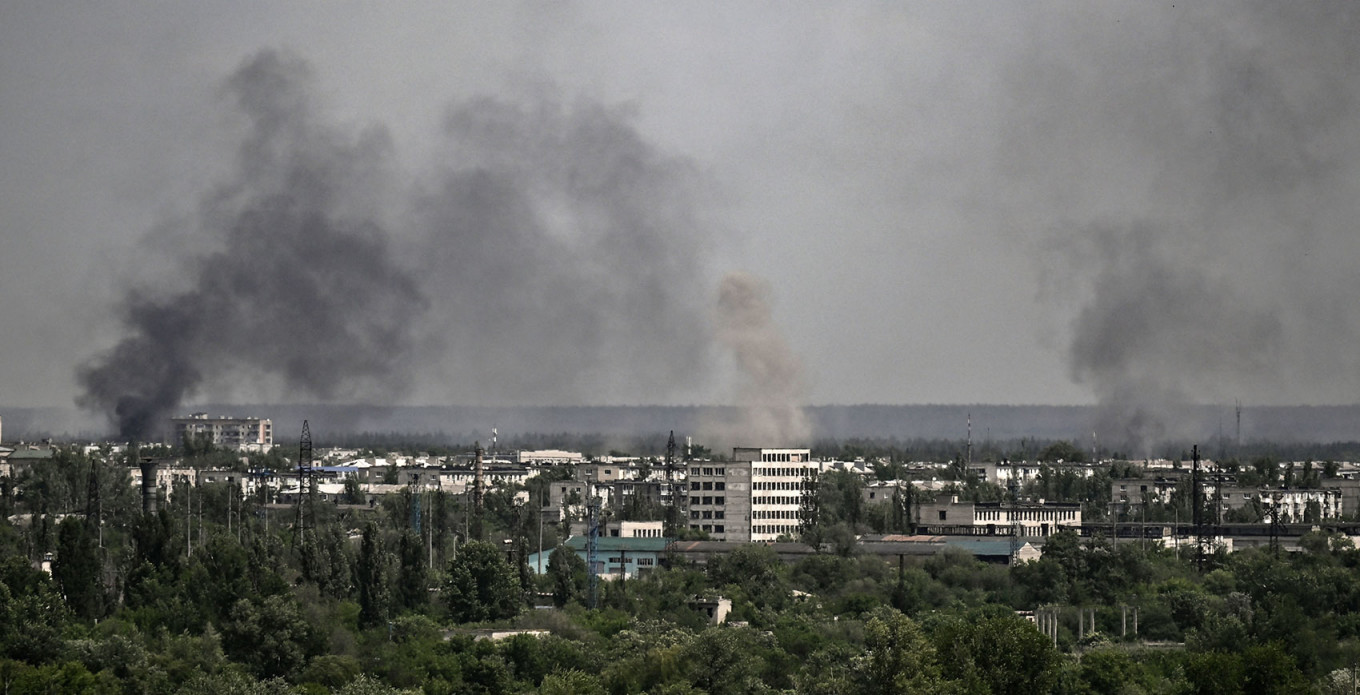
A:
[[686, 448, 821, 543], [171, 413, 273, 451], [686, 461, 746, 541], [740, 448, 821, 542]]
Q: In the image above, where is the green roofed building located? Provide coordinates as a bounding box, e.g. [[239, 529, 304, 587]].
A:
[[526, 536, 670, 578]]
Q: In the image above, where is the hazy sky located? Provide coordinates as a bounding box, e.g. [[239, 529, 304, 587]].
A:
[[4, 2, 1359, 414]]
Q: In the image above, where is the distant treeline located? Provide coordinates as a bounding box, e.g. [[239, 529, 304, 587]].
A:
[[9, 403, 1360, 455]]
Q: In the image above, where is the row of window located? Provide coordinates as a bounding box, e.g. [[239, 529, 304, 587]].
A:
[[689, 467, 728, 476], [753, 510, 800, 520], [753, 481, 803, 491], [690, 524, 726, 533], [605, 556, 658, 566], [690, 481, 727, 491], [753, 524, 797, 535], [752, 496, 801, 505], [975, 509, 1079, 521], [754, 467, 813, 477], [689, 496, 727, 506], [690, 510, 727, 520]]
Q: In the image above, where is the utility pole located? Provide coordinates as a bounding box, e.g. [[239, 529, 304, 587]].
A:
[[587, 494, 600, 610]]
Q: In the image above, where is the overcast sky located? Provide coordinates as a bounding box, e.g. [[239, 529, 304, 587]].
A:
[[3, 2, 1359, 415]]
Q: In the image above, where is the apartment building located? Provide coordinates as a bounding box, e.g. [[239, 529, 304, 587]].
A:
[[687, 448, 821, 543], [171, 413, 273, 451]]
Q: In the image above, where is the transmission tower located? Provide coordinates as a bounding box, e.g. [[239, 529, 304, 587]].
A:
[[296, 420, 314, 542], [1192, 445, 1210, 571], [471, 441, 485, 541], [665, 430, 679, 535]]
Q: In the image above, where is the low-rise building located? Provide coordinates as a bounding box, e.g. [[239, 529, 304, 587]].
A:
[[917, 496, 1081, 537], [527, 536, 668, 578]]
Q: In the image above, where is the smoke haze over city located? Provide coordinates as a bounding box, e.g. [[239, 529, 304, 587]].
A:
[[4, 3, 1360, 446]]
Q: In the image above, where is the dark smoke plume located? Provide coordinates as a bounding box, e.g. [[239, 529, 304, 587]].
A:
[[79, 51, 721, 437], [701, 271, 810, 448], [78, 51, 423, 440], [1008, 4, 1360, 452]]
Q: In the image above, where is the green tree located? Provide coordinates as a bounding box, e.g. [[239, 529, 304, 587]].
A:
[[852, 607, 945, 695], [396, 530, 427, 613], [444, 540, 520, 623], [356, 523, 391, 628], [547, 546, 587, 608], [930, 608, 1059, 695], [220, 595, 322, 680], [540, 670, 606, 695], [53, 516, 103, 621]]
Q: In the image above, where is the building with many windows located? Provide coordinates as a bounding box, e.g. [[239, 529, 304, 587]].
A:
[[170, 413, 273, 451], [686, 461, 747, 541], [687, 448, 822, 543]]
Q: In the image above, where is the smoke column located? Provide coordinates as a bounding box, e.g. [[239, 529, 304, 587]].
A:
[[1001, 5, 1360, 452], [78, 50, 722, 437], [408, 96, 717, 405], [702, 271, 810, 448], [78, 51, 423, 440]]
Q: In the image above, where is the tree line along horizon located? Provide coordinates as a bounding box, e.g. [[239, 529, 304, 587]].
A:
[[2, 434, 1360, 693]]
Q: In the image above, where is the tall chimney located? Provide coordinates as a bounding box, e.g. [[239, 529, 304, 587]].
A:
[[139, 457, 159, 515]]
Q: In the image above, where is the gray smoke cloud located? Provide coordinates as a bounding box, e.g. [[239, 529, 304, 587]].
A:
[[408, 96, 718, 405], [78, 50, 720, 438], [700, 271, 810, 448], [78, 51, 423, 440], [1010, 4, 1360, 452]]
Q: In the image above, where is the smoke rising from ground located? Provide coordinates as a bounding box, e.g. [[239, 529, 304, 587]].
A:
[[1007, 4, 1360, 452], [78, 52, 423, 440], [408, 96, 717, 405], [78, 50, 720, 439], [700, 272, 810, 448]]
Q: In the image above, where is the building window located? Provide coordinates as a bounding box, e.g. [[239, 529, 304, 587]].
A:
[[714, 525, 724, 533], [691, 511, 700, 519], [702, 482, 713, 490], [691, 482, 701, 490], [691, 497, 700, 505], [715, 482, 726, 491], [702, 511, 712, 519], [715, 511, 725, 519], [715, 497, 725, 505], [702, 496, 712, 505], [938, 510, 947, 521]]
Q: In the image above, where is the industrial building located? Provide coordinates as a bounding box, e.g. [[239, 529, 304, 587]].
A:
[[686, 448, 822, 543], [170, 413, 273, 451]]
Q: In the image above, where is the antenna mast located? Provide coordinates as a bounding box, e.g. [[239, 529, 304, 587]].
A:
[[965, 412, 972, 466]]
